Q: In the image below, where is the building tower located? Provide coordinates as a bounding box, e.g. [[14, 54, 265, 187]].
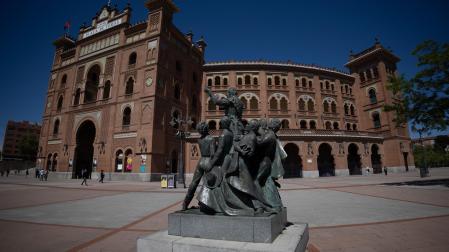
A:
[[345, 41, 414, 172]]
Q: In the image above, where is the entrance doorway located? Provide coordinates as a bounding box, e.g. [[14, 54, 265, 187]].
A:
[[403, 152, 409, 172], [73, 121, 96, 178], [318, 143, 335, 177], [283, 143, 303, 178], [347, 143, 361, 175], [371, 144, 382, 174]]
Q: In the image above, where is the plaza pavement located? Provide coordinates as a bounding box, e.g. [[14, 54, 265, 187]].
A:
[[0, 169, 448, 251]]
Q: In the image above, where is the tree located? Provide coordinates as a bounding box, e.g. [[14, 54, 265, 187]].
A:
[[385, 40, 449, 133], [18, 133, 39, 161]]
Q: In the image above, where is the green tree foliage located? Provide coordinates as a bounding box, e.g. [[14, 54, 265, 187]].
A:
[[18, 133, 39, 161], [413, 144, 449, 168], [385, 40, 449, 132]]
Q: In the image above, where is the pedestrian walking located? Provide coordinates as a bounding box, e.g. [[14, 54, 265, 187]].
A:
[[99, 170, 105, 183], [6, 168, 10, 177], [383, 166, 388, 176], [35, 169, 39, 178], [26, 169, 29, 177], [39, 169, 44, 181], [81, 169, 88, 186], [44, 170, 49, 181]]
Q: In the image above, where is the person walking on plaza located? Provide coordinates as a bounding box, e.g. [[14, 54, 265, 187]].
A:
[[39, 169, 44, 181], [6, 168, 10, 177], [81, 169, 88, 186], [35, 168, 39, 178], [44, 170, 49, 181], [383, 166, 388, 176], [99, 170, 105, 183], [26, 169, 29, 177]]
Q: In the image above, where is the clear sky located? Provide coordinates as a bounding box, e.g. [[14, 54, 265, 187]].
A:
[[0, 0, 448, 148]]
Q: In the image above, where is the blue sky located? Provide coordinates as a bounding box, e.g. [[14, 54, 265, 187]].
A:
[[1, 0, 448, 148]]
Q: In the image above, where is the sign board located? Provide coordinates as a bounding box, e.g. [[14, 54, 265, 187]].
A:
[[83, 18, 122, 39], [117, 164, 123, 171]]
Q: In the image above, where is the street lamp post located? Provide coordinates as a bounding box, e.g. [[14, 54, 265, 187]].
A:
[[169, 116, 193, 189]]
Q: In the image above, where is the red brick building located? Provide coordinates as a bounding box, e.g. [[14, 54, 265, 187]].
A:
[[38, 0, 413, 180], [2, 120, 41, 160], [38, 0, 204, 179]]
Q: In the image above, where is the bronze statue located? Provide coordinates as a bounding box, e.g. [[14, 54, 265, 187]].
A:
[[184, 88, 287, 216]]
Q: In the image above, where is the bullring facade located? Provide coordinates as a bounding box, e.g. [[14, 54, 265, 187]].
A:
[[38, 0, 414, 180]]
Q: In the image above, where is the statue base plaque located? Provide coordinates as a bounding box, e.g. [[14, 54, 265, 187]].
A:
[[137, 223, 308, 252], [168, 207, 287, 243]]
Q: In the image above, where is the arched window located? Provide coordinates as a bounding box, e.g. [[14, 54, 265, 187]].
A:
[[125, 78, 134, 95], [369, 89, 377, 103], [323, 101, 329, 113], [128, 52, 137, 65], [274, 76, 280, 86], [325, 121, 332, 130], [253, 77, 258, 85], [331, 102, 337, 113], [372, 111, 381, 128], [103, 81, 111, 99], [373, 67, 379, 79], [215, 76, 221, 86], [249, 97, 258, 110], [84, 65, 100, 103], [309, 80, 313, 88], [281, 119, 290, 129], [360, 72, 366, 82], [309, 120, 316, 129], [267, 78, 272, 86], [269, 97, 278, 110], [174, 83, 180, 100], [208, 100, 216, 111], [344, 104, 349, 115], [345, 86, 349, 94], [295, 79, 299, 87], [208, 120, 217, 130], [240, 97, 248, 109], [57, 96, 63, 112], [302, 78, 307, 87], [207, 79, 212, 86], [346, 123, 351, 130], [223, 78, 228, 86], [325, 81, 330, 90], [122, 107, 131, 126], [238, 77, 242, 85], [280, 97, 288, 112], [320, 82, 323, 89], [282, 78, 287, 86], [307, 100, 314, 111], [244, 75, 251, 85], [61, 74, 67, 88], [74, 88, 81, 105], [298, 99, 305, 111], [300, 120, 307, 129], [366, 69, 372, 80], [331, 84, 335, 91], [350, 105, 355, 116], [352, 124, 357, 131], [349, 88, 352, 94], [53, 119, 60, 135], [333, 122, 339, 130]]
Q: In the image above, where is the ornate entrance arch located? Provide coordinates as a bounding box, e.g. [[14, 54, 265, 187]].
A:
[[347, 143, 361, 175], [283, 143, 303, 178], [73, 120, 96, 178], [318, 143, 335, 177]]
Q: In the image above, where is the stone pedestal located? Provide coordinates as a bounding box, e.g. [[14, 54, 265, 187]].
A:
[[168, 208, 287, 243], [137, 223, 309, 252]]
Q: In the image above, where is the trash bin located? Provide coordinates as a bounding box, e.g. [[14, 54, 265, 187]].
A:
[[161, 174, 168, 188], [168, 173, 177, 188]]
